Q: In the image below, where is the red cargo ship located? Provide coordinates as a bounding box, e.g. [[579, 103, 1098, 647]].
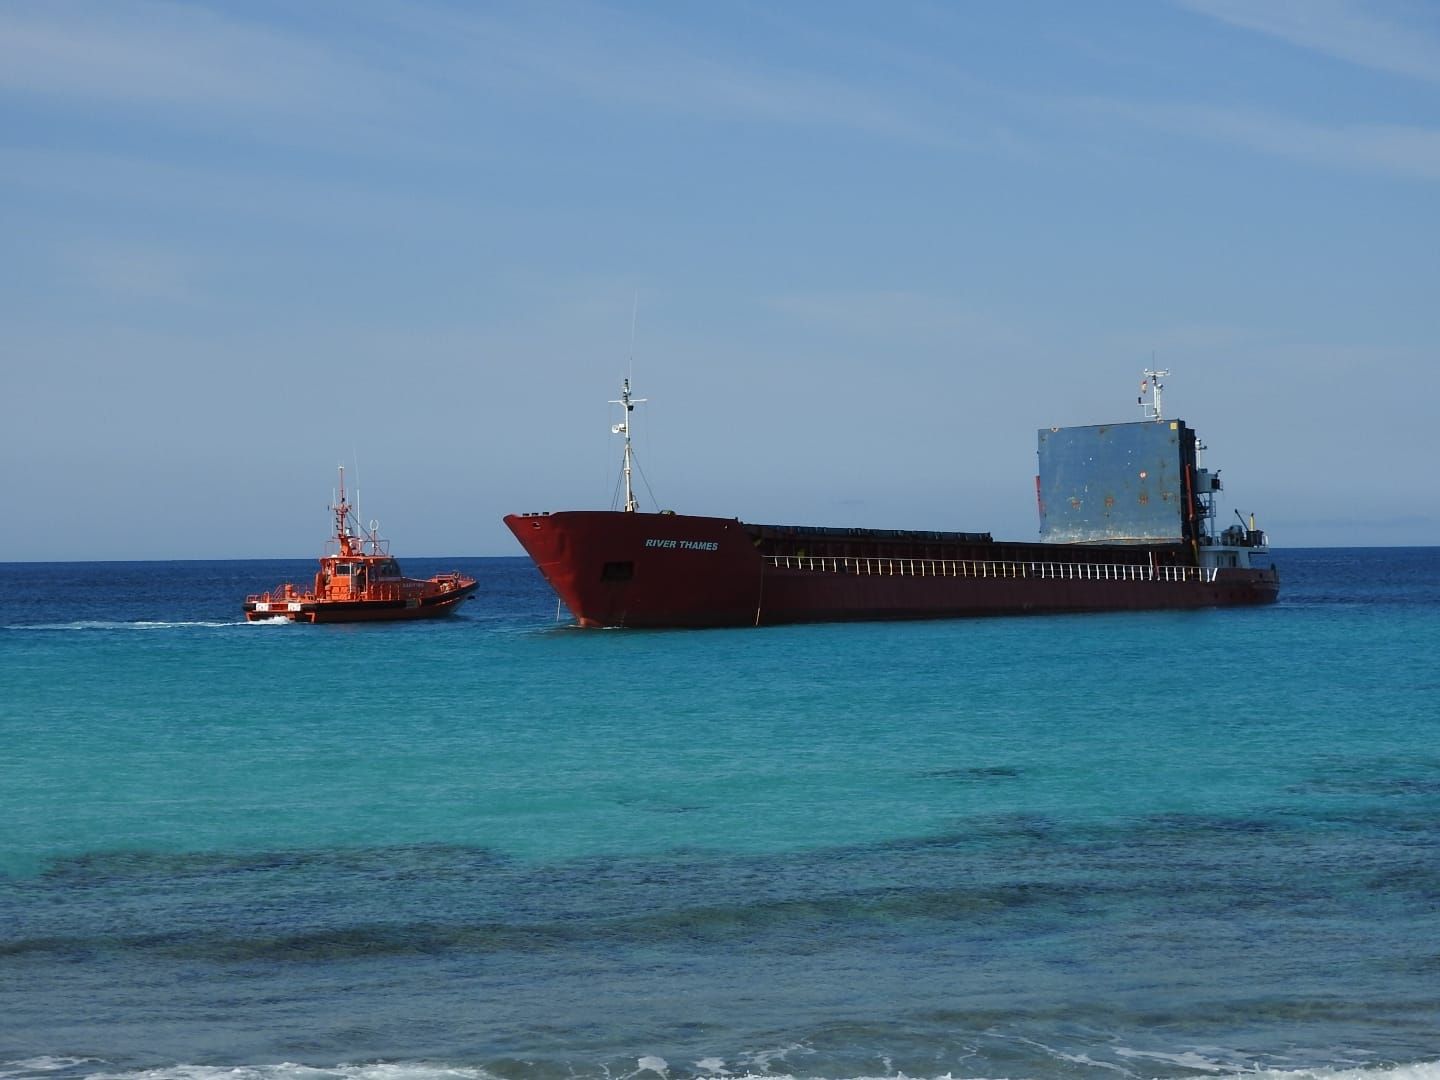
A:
[[506, 372, 1278, 628], [245, 467, 477, 623]]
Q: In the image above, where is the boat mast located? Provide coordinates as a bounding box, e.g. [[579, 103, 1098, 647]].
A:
[[334, 465, 357, 556], [1139, 368, 1169, 421], [610, 377, 647, 513]]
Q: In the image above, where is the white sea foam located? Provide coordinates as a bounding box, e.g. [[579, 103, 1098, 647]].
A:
[[729, 1042, 813, 1075], [1210, 1067, 1440, 1080], [1112, 1047, 1251, 1073], [3, 1061, 1438, 1080], [0, 1061, 105, 1079], [70, 1065, 510, 1080]]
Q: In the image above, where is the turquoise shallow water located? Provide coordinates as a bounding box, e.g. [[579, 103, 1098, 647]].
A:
[[1, 550, 1438, 1080]]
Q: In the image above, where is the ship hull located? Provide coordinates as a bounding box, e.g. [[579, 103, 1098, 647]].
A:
[[506, 511, 762, 628], [505, 511, 1279, 629], [244, 581, 478, 623]]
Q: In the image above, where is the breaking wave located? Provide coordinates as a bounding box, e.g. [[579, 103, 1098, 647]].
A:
[[3, 1056, 1438, 1080]]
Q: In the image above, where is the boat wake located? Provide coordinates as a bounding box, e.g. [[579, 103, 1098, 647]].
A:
[[4, 620, 255, 632]]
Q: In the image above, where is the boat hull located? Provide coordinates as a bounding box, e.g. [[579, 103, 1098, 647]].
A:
[[505, 511, 1279, 629], [244, 580, 478, 623]]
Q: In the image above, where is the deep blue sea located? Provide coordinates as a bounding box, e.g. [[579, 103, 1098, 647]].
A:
[[2, 549, 1438, 1080]]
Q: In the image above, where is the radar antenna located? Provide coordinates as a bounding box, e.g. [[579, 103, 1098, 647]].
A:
[[609, 377, 647, 513], [1139, 368, 1170, 421]]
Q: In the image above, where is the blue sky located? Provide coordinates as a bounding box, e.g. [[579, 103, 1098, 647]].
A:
[[3, 0, 1437, 559]]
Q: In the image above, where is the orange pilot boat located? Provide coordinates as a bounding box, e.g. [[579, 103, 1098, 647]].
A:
[[244, 468, 477, 623]]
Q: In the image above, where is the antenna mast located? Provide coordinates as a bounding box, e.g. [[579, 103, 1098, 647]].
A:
[[334, 465, 358, 556], [610, 377, 647, 513], [1139, 368, 1170, 421]]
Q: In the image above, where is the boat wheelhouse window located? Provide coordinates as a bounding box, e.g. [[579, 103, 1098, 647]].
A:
[[601, 560, 634, 582], [334, 563, 354, 576], [377, 560, 402, 577]]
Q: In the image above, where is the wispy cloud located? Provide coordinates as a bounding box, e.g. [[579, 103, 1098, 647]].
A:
[[0, 143, 463, 232], [768, 290, 1030, 349], [389, 4, 953, 145], [0, 1, 951, 147], [1179, 0, 1440, 83], [55, 240, 201, 303], [0, 2, 404, 118], [1076, 97, 1440, 181]]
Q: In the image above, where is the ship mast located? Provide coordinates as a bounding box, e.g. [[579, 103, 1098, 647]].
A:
[[609, 377, 647, 513], [334, 465, 358, 556], [1139, 368, 1170, 421]]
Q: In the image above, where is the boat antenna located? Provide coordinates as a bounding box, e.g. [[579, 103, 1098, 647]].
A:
[[629, 293, 638, 384], [1139, 367, 1169, 421], [335, 464, 357, 556], [609, 377, 647, 513], [352, 448, 361, 548]]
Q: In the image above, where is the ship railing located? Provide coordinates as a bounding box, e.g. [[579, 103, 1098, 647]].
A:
[[763, 555, 1218, 584], [246, 582, 422, 604], [306, 583, 408, 602]]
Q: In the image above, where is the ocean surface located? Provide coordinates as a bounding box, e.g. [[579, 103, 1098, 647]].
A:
[[2, 549, 1438, 1080]]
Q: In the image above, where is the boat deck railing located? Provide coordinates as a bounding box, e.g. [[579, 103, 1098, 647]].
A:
[[764, 555, 1218, 584], [247, 576, 468, 605], [247, 583, 412, 604]]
